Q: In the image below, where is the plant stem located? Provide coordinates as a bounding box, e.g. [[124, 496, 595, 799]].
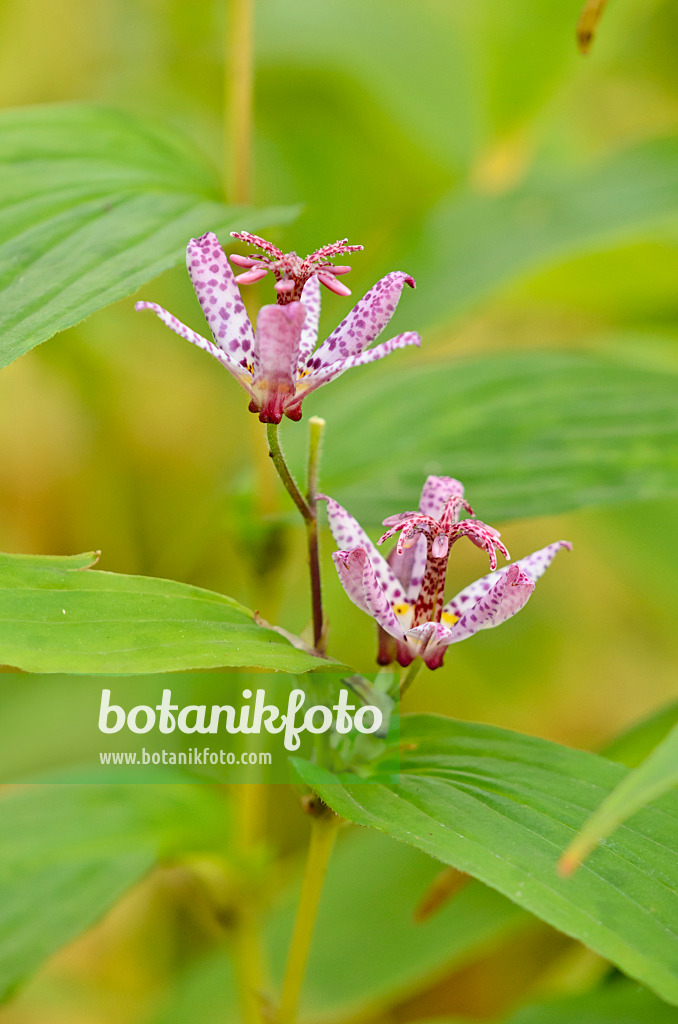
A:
[[278, 812, 340, 1024], [266, 423, 312, 522], [400, 659, 422, 698], [306, 417, 326, 652], [226, 0, 255, 202], [266, 421, 326, 650]]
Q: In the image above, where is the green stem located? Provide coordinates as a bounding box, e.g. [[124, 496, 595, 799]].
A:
[[306, 417, 326, 652], [400, 659, 422, 699], [266, 423, 312, 522], [278, 812, 340, 1024], [266, 421, 327, 650], [226, 0, 255, 202]]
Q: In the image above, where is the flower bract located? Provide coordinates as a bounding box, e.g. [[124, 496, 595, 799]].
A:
[[135, 232, 420, 423], [321, 476, 571, 670]]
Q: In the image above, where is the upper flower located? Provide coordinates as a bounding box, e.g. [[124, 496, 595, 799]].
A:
[[135, 231, 420, 424], [321, 476, 571, 670]]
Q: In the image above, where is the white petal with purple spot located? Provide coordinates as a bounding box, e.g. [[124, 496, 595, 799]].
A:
[[319, 496, 408, 607], [186, 233, 256, 369], [312, 272, 416, 366], [443, 540, 571, 619]]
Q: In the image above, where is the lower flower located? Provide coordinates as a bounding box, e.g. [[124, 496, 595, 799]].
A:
[[320, 476, 571, 669]]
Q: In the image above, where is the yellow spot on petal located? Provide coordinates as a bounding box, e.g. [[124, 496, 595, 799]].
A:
[[441, 611, 459, 626], [393, 602, 410, 616]]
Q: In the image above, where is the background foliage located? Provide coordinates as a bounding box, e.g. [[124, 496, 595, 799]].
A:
[[0, 0, 677, 1020]]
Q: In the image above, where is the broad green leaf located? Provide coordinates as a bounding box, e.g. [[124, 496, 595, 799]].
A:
[[498, 980, 678, 1024], [0, 103, 296, 368], [145, 829, 528, 1023], [293, 714, 678, 1005], [562, 719, 678, 874], [267, 829, 527, 1018], [603, 701, 678, 769], [412, 139, 678, 326], [0, 785, 229, 1002], [295, 350, 678, 525], [0, 550, 339, 673]]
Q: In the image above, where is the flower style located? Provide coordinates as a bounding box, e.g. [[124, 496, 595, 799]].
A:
[[135, 231, 420, 424], [321, 476, 571, 670]]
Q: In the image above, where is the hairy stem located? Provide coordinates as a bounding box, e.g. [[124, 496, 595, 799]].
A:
[[226, 0, 254, 202], [278, 812, 340, 1024]]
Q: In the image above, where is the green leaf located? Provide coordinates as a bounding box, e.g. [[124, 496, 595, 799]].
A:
[[498, 980, 678, 1024], [0, 550, 339, 673], [267, 829, 527, 1018], [297, 350, 678, 525], [292, 714, 678, 1005], [562, 719, 678, 874], [0, 785, 229, 1002], [0, 103, 297, 368], [413, 139, 678, 325], [603, 701, 678, 769]]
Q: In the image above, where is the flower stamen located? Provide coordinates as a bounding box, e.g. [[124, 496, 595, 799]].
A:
[[229, 231, 364, 304]]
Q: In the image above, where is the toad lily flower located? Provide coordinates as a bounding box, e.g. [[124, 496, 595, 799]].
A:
[[321, 476, 571, 670], [135, 231, 420, 423]]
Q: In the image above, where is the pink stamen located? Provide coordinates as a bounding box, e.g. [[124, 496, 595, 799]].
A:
[[229, 253, 259, 268], [318, 273, 351, 297], [234, 267, 269, 285], [275, 279, 296, 293], [327, 265, 352, 275]]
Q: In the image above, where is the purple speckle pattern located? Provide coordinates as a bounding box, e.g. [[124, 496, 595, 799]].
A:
[[313, 271, 416, 368], [419, 475, 465, 518], [187, 233, 255, 365], [324, 479, 571, 671], [319, 495, 405, 606], [332, 548, 404, 642], [444, 540, 572, 619], [133, 300, 254, 394], [297, 276, 321, 364], [136, 233, 421, 423]]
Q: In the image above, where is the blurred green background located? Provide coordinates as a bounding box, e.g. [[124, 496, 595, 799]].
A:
[[0, 0, 677, 1020]]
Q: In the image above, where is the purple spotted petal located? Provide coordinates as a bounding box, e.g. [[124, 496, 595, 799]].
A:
[[419, 476, 465, 518], [186, 233, 256, 366], [302, 331, 421, 392], [319, 496, 408, 607], [297, 276, 321, 366], [135, 301, 253, 389], [442, 564, 535, 642], [250, 302, 306, 423], [312, 272, 416, 366], [332, 547, 405, 642], [408, 564, 536, 668], [444, 540, 572, 619]]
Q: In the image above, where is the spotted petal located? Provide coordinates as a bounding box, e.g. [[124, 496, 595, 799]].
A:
[[186, 233, 256, 367], [297, 276, 322, 366], [311, 272, 416, 366], [250, 302, 307, 423], [295, 331, 421, 407], [332, 547, 405, 642], [135, 301, 253, 390], [408, 564, 536, 669], [444, 541, 572, 620], [319, 496, 408, 607], [389, 476, 464, 598], [419, 476, 465, 518]]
